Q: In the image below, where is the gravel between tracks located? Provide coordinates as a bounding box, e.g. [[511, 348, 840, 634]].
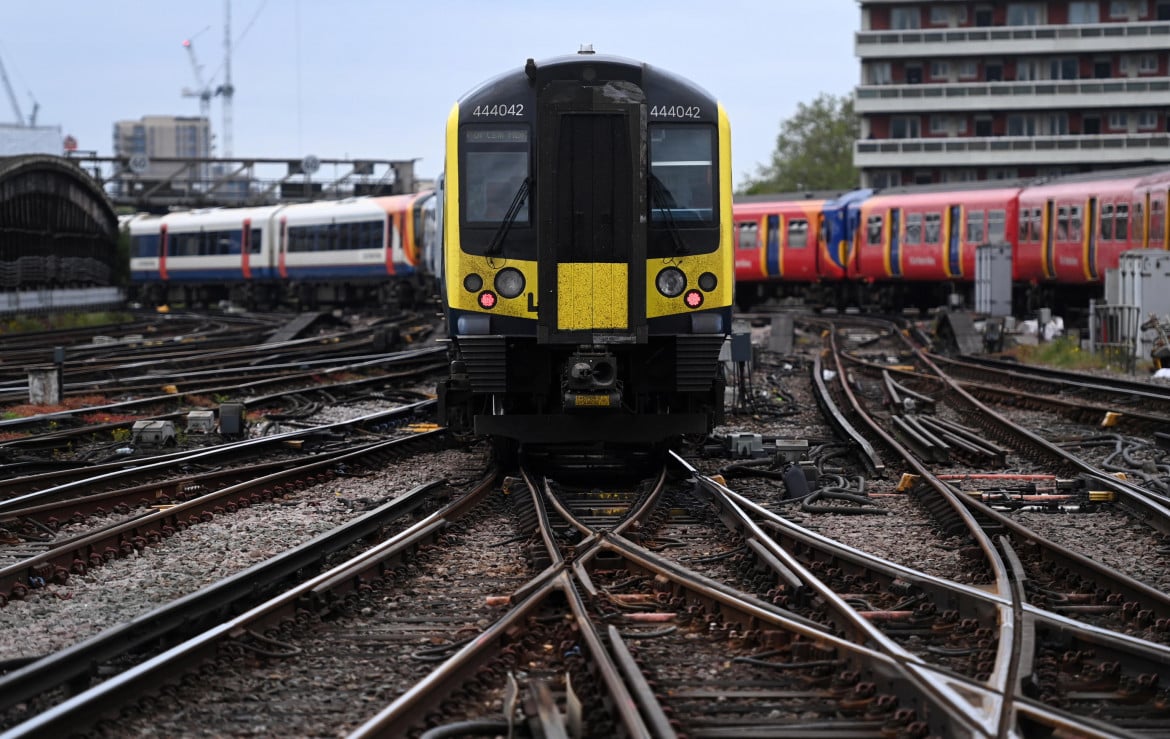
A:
[[0, 445, 487, 662]]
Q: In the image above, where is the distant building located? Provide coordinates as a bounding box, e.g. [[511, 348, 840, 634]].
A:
[[112, 115, 211, 182], [854, 0, 1170, 187], [0, 124, 62, 156]]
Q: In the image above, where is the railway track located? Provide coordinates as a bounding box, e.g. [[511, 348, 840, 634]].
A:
[[1, 309, 1169, 736]]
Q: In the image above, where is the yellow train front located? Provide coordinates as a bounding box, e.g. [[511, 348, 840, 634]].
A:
[[438, 49, 734, 447]]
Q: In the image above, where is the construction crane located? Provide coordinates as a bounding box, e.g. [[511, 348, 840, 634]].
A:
[[181, 28, 214, 126], [217, 0, 235, 159], [179, 1, 261, 159], [0, 50, 27, 126]]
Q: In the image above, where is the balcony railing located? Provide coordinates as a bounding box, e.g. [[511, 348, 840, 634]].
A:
[[857, 77, 1170, 100], [857, 133, 1170, 155], [857, 20, 1170, 46]]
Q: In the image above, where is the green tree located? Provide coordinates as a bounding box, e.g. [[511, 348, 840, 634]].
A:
[[740, 93, 860, 194]]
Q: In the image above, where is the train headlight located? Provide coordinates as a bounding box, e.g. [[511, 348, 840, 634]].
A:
[[463, 274, 483, 292], [698, 272, 718, 292], [684, 289, 704, 309], [655, 267, 687, 298], [494, 268, 525, 299], [478, 291, 497, 309]]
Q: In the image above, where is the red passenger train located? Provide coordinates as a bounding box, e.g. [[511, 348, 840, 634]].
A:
[[734, 166, 1170, 318]]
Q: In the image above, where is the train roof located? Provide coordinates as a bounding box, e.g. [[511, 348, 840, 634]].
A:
[[456, 50, 716, 106], [162, 204, 285, 229], [735, 190, 849, 204], [865, 185, 1023, 206]]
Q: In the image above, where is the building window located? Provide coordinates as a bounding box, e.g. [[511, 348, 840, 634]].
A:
[[892, 7, 921, 29], [891, 116, 921, 139], [930, 115, 949, 134], [1110, 0, 1134, 18], [930, 5, 967, 24], [1007, 115, 1032, 136], [1006, 3, 1044, 25], [1139, 111, 1159, 129], [958, 61, 978, 79], [1109, 112, 1129, 129], [1069, 1, 1101, 22], [1140, 54, 1158, 73], [930, 61, 950, 79], [869, 62, 892, 85], [988, 169, 1018, 181], [943, 169, 978, 183], [1049, 58, 1079, 80], [1016, 59, 1041, 81], [871, 172, 902, 188]]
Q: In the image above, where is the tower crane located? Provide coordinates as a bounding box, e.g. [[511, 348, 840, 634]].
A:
[[0, 51, 27, 127], [218, 0, 235, 158], [181, 28, 214, 126], [179, 1, 260, 159]]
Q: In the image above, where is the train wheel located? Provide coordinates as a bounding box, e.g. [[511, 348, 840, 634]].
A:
[[491, 437, 519, 473]]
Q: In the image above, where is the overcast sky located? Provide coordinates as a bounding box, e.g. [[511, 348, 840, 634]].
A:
[[0, 1, 859, 189]]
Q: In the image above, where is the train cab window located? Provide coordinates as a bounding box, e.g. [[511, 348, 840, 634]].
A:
[[462, 127, 530, 224], [923, 213, 941, 244], [1069, 206, 1083, 241], [988, 210, 1007, 242], [968, 211, 986, 243], [1116, 203, 1130, 241], [649, 125, 715, 225], [1101, 203, 1115, 240], [787, 219, 809, 248], [905, 213, 923, 245], [737, 222, 759, 250], [1056, 206, 1070, 241], [866, 215, 883, 245]]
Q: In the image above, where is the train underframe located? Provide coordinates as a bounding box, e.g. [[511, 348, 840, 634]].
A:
[[737, 278, 1103, 328], [438, 335, 727, 449], [132, 275, 435, 312]]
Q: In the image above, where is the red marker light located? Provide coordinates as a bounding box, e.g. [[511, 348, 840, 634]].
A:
[[478, 291, 497, 309], [684, 289, 703, 308]]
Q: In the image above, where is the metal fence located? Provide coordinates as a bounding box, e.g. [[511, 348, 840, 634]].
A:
[[1087, 301, 1142, 373]]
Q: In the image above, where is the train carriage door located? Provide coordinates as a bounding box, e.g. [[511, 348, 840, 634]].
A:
[[1043, 200, 1056, 279], [947, 205, 962, 278], [888, 208, 902, 277], [1086, 197, 1099, 280], [766, 214, 781, 278], [537, 83, 642, 343]]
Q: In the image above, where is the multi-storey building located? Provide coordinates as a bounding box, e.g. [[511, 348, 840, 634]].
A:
[[854, 0, 1170, 187], [111, 115, 211, 181]]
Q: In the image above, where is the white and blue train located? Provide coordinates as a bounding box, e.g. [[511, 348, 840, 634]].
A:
[[128, 192, 437, 309]]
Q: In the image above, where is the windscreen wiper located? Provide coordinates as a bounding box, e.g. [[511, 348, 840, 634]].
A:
[[649, 174, 687, 256], [485, 176, 532, 256]]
